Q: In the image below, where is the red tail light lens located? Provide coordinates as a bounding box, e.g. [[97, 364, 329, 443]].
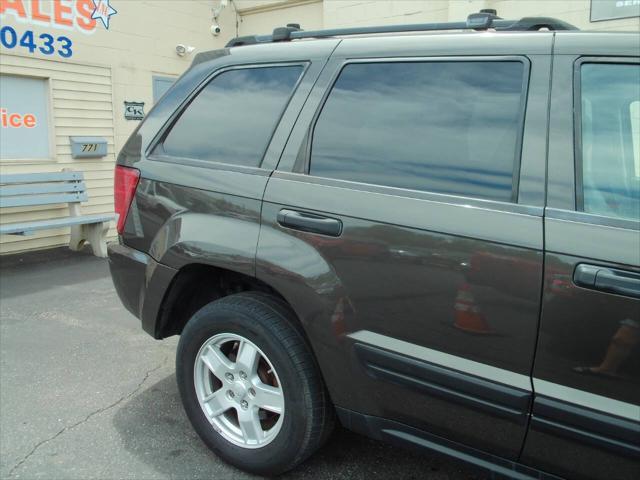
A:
[[114, 165, 140, 234]]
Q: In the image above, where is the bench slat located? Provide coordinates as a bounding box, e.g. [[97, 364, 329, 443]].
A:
[[0, 182, 86, 196], [0, 214, 115, 235], [0, 192, 89, 208], [0, 171, 84, 184]]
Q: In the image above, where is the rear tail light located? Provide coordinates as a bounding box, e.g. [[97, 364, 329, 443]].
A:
[[114, 165, 140, 234]]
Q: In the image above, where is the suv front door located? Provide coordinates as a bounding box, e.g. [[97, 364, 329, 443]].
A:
[[257, 34, 554, 460], [521, 38, 640, 480]]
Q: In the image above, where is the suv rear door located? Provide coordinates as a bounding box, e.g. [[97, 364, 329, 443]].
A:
[[521, 34, 640, 480], [256, 33, 553, 460]]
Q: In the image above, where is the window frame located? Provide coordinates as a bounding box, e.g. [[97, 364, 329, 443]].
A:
[[0, 73, 54, 164], [147, 62, 309, 171], [630, 99, 640, 177], [300, 56, 531, 204], [573, 56, 640, 215]]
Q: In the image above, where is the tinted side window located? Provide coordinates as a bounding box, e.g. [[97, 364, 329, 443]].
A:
[[310, 61, 526, 202], [160, 66, 303, 166], [579, 63, 640, 221]]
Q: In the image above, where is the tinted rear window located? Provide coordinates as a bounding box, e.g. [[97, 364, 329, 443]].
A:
[[579, 63, 640, 221], [310, 61, 527, 202], [160, 66, 303, 167]]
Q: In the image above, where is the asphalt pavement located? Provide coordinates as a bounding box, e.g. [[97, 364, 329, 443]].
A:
[[0, 247, 486, 480]]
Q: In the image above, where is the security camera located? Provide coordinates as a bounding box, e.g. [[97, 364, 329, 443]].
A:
[[176, 44, 195, 57], [211, 24, 221, 36]]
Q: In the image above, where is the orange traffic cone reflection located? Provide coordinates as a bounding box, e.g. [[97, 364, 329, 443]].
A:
[[453, 283, 492, 334]]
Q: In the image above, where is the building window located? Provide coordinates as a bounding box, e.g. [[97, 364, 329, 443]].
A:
[[153, 75, 176, 103], [0, 75, 50, 160], [157, 65, 303, 167], [309, 61, 527, 202]]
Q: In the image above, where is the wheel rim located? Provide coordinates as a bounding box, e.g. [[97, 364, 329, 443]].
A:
[[194, 333, 285, 449]]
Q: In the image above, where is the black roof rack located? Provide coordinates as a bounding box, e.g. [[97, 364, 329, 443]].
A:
[[225, 11, 578, 48]]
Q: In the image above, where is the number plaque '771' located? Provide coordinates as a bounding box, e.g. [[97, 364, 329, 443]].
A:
[[69, 137, 108, 159]]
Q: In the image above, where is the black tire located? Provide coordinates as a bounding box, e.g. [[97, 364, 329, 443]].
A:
[[176, 292, 335, 476]]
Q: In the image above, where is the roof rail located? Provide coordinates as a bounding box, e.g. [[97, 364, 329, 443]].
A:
[[225, 11, 578, 48]]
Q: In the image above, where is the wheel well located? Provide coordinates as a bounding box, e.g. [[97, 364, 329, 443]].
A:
[[155, 264, 284, 338]]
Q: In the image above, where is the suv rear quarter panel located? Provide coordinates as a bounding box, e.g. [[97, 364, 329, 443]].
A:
[[117, 41, 339, 271]]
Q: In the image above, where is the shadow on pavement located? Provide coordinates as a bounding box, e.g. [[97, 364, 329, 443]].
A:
[[0, 246, 109, 300], [113, 374, 485, 480]]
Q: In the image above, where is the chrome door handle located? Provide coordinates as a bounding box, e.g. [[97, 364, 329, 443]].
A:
[[277, 209, 342, 237], [574, 264, 640, 299]]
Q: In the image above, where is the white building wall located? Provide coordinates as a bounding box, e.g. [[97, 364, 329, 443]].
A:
[[1, 55, 115, 252], [0, 0, 233, 254], [321, 0, 639, 30], [236, 0, 323, 35], [235, 0, 639, 33]]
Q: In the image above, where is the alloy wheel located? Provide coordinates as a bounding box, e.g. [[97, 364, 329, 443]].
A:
[[193, 333, 285, 448]]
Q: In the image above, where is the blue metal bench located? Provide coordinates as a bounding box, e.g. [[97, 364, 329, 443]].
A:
[[0, 170, 115, 257]]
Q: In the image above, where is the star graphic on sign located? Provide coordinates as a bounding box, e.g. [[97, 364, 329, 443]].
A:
[[92, 0, 118, 30]]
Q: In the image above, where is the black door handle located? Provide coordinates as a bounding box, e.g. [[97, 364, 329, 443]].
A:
[[574, 264, 640, 299], [277, 209, 342, 237]]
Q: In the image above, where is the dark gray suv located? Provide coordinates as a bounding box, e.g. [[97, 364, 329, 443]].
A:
[[108, 12, 640, 480]]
